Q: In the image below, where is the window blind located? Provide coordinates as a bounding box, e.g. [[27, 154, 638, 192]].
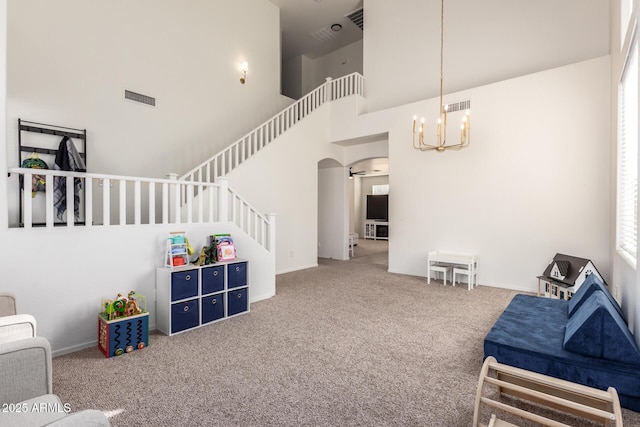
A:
[[617, 39, 639, 262]]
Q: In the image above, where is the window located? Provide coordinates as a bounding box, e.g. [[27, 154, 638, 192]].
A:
[[617, 35, 639, 264], [372, 184, 389, 195]]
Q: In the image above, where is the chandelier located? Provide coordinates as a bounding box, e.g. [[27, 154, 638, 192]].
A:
[[412, 0, 471, 152]]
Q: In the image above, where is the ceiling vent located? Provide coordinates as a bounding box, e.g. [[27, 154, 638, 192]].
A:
[[346, 8, 363, 30], [125, 90, 156, 107], [444, 100, 471, 113], [310, 26, 339, 43]]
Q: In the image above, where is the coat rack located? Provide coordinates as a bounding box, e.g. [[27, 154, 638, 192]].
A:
[[17, 119, 87, 227]]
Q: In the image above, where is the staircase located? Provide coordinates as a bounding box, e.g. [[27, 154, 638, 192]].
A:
[[180, 73, 365, 184]]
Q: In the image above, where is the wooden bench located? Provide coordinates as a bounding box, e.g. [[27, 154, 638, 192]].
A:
[[473, 356, 623, 427]]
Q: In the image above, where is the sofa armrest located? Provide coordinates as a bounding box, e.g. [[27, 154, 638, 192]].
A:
[[0, 337, 52, 404], [0, 314, 37, 342], [0, 293, 17, 316]]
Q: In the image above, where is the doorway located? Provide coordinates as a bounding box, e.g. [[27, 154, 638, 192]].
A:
[[348, 158, 389, 267]]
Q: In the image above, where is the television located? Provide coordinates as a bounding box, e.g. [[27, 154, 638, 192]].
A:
[[366, 194, 388, 221]]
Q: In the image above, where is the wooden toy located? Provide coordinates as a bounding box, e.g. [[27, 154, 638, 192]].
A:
[[98, 291, 149, 358]]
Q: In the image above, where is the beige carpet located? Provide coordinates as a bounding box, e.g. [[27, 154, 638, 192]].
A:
[[51, 241, 640, 426]]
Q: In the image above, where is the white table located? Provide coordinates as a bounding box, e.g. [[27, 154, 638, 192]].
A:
[[427, 251, 477, 290]]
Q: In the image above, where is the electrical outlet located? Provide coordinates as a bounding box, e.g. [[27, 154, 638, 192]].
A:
[[289, 251, 294, 258]]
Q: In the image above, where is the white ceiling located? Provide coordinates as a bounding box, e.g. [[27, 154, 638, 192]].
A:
[[268, 0, 364, 61]]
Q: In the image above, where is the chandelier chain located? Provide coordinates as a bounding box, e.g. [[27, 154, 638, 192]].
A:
[[440, 0, 444, 114], [411, 0, 471, 152]]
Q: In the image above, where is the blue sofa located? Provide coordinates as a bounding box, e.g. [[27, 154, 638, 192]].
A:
[[484, 274, 640, 411]]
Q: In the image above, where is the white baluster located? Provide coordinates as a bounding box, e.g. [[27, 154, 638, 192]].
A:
[[119, 180, 126, 225], [66, 176, 74, 227], [166, 173, 178, 223], [197, 184, 204, 223], [85, 177, 93, 227], [23, 172, 32, 228], [102, 178, 111, 226], [161, 182, 169, 224], [209, 185, 215, 222], [134, 180, 141, 225], [148, 182, 155, 225], [267, 213, 277, 254], [186, 184, 193, 223], [218, 178, 229, 222]]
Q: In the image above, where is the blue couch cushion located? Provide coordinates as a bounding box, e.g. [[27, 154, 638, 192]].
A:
[[484, 294, 640, 411], [564, 291, 640, 365], [568, 274, 625, 322]]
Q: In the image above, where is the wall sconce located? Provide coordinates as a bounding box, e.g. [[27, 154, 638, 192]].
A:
[[240, 61, 248, 84]]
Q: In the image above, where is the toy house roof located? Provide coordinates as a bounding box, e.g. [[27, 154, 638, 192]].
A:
[[541, 253, 604, 286]]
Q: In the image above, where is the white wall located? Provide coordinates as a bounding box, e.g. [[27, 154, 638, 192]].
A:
[[282, 56, 303, 99], [318, 163, 349, 260], [226, 105, 345, 273], [331, 57, 611, 292], [364, 0, 610, 112], [0, 222, 274, 355], [282, 40, 363, 100], [6, 0, 290, 182], [311, 40, 363, 90]]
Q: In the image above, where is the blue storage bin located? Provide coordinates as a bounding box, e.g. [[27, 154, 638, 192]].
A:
[[170, 269, 198, 301], [202, 265, 224, 294], [228, 262, 247, 289], [202, 294, 225, 324], [171, 299, 199, 333], [227, 288, 248, 316]]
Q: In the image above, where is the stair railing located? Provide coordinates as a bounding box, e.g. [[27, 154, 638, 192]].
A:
[[179, 72, 365, 184]]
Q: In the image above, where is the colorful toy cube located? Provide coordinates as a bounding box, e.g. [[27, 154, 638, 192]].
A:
[[98, 312, 149, 358]]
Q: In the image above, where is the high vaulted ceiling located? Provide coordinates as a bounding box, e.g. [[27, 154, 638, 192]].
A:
[[268, 0, 364, 61]]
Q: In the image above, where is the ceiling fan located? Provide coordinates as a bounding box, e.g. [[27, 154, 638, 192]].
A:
[[349, 167, 366, 178]]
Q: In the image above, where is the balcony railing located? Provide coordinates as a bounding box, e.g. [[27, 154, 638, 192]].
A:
[[7, 169, 274, 252]]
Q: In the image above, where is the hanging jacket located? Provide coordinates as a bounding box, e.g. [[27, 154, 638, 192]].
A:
[[53, 136, 86, 221]]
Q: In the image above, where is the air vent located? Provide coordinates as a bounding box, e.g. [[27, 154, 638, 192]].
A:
[[346, 8, 363, 30], [125, 90, 156, 107], [311, 26, 339, 43], [444, 100, 471, 113]]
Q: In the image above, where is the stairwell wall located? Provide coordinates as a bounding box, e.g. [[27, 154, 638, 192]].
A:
[[6, 0, 290, 182], [226, 105, 348, 274]]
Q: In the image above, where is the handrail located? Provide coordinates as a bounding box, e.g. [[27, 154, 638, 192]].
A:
[[179, 72, 365, 183]]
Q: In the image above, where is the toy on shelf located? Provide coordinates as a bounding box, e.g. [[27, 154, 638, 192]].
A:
[[195, 234, 237, 266], [101, 291, 147, 321], [165, 231, 193, 268], [98, 291, 149, 358], [214, 234, 237, 262]]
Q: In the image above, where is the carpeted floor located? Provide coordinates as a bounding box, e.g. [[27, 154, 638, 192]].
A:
[[51, 240, 640, 426]]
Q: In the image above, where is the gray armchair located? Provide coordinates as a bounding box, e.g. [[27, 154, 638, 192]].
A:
[[0, 295, 110, 426]]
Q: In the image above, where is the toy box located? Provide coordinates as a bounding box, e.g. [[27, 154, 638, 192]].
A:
[[98, 291, 149, 358], [98, 312, 149, 358]]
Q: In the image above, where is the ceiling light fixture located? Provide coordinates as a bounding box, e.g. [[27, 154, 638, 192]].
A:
[[331, 23, 342, 32], [412, 0, 470, 152]]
